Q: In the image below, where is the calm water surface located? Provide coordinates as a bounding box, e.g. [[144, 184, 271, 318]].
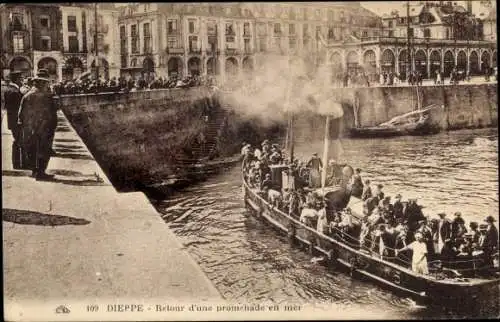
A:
[[153, 128, 498, 319]]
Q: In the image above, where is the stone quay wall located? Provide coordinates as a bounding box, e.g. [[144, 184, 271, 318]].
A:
[[57, 87, 282, 192], [335, 83, 498, 132]]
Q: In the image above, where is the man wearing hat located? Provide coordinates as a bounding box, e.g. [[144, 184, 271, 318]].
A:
[[481, 215, 499, 268], [435, 212, 452, 255], [393, 194, 404, 222], [17, 69, 57, 181], [4, 70, 25, 169]]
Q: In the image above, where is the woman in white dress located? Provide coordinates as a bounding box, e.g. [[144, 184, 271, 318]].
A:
[[396, 232, 429, 275]]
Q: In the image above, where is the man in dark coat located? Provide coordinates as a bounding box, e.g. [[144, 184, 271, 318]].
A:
[[435, 212, 452, 255], [17, 69, 57, 180], [4, 71, 25, 169], [404, 198, 425, 232], [306, 152, 322, 188], [481, 215, 499, 269]]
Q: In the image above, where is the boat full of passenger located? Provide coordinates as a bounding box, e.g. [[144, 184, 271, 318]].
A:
[[241, 134, 500, 313]]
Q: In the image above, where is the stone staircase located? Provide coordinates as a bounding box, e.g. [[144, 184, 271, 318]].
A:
[[173, 105, 228, 167]]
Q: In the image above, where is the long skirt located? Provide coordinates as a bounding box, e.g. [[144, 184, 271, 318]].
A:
[[309, 169, 321, 188]]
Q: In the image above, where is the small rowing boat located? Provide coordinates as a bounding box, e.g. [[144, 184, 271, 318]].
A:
[[349, 104, 442, 138]]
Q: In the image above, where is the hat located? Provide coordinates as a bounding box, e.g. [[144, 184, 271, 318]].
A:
[[313, 152, 318, 156], [485, 215, 497, 223], [469, 221, 478, 229], [464, 233, 473, 238], [262, 140, 270, 145], [34, 69, 50, 82], [454, 212, 462, 217], [438, 213, 446, 218], [479, 224, 488, 230], [377, 184, 384, 188], [395, 194, 402, 199], [8, 70, 22, 80]]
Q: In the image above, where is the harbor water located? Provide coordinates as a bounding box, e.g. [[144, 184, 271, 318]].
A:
[[153, 128, 498, 319]]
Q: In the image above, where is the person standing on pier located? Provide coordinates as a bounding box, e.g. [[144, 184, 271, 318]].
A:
[[4, 71, 25, 169], [17, 69, 57, 181]]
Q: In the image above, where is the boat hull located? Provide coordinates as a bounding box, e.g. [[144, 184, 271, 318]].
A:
[[242, 178, 500, 314], [349, 121, 440, 138]]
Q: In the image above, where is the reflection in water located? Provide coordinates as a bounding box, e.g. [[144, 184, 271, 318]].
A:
[[153, 128, 498, 319]]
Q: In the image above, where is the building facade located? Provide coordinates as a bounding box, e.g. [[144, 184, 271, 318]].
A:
[[116, 2, 382, 82], [1, 3, 119, 81], [1, 4, 63, 81], [325, 1, 497, 80]]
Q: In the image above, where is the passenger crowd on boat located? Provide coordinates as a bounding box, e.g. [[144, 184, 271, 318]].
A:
[[48, 74, 216, 95], [242, 140, 499, 277]]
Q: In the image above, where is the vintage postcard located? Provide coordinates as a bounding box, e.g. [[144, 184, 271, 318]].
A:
[[1, 1, 498, 321]]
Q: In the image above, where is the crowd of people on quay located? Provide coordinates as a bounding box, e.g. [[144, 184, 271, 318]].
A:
[[242, 139, 499, 277], [330, 66, 497, 88], [50, 74, 217, 95]]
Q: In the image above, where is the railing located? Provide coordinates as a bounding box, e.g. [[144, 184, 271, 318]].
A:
[[166, 47, 184, 54], [206, 49, 220, 55], [189, 48, 202, 55], [8, 22, 28, 32], [225, 48, 238, 55]]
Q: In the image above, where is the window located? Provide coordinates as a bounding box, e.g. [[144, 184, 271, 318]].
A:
[[207, 21, 217, 35], [188, 35, 198, 52], [289, 37, 296, 49], [328, 26, 334, 39], [68, 15, 77, 32], [424, 28, 431, 38], [259, 37, 266, 52], [244, 38, 251, 53], [131, 24, 138, 53], [188, 20, 195, 33], [388, 30, 394, 37], [120, 25, 127, 66], [289, 23, 295, 35], [13, 32, 24, 53], [40, 16, 50, 28], [68, 35, 78, 52], [303, 24, 309, 37], [328, 10, 334, 21], [143, 23, 151, 53], [167, 20, 177, 33], [274, 23, 281, 35], [226, 23, 234, 35], [167, 37, 178, 48], [340, 11, 345, 22], [362, 30, 368, 38], [388, 20, 393, 28], [243, 22, 250, 36], [408, 27, 414, 37], [316, 26, 321, 37], [303, 37, 309, 47], [12, 12, 24, 25], [41, 36, 51, 51]]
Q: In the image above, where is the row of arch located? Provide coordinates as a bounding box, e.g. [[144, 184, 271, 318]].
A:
[[5, 55, 256, 80], [7, 56, 112, 81], [329, 48, 497, 78], [166, 56, 254, 77]]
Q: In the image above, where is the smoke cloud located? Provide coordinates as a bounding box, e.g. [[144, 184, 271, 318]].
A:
[[221, 55, 344, 125]]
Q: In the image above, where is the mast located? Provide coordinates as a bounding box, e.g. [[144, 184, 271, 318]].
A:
[[321, 115, 330, 193], [94, 3, 99, 80], [406, 0, 411, 79]]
